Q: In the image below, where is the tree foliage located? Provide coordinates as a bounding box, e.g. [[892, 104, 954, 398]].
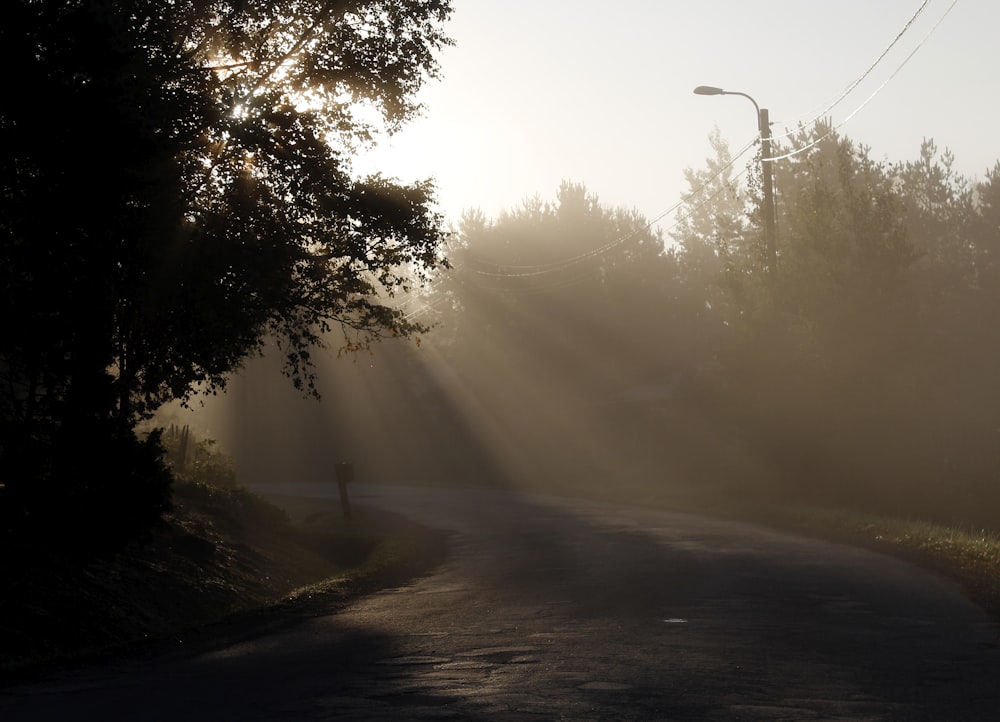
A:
[[672, 119, 1000, 521], [673, 128, 758, 290], [0, 0, 452, 549], [406, 183, 741, 489], [771, 122, 914, 365], [440, 182, 680, 383]]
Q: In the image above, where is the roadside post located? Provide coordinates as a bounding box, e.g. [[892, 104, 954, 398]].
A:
[[335, 462, 354, 520]]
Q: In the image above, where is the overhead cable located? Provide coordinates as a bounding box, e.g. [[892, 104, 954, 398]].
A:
[[765, 0, 959, 163], [770, 0, 931, 144]]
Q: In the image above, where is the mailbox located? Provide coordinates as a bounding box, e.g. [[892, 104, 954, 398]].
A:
[[335, 462, 354, 485]]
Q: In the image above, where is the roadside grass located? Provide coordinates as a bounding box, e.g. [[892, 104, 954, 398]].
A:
[[742, 503, 1000, 619], [621, 482, 1000, 622], [530, 476, 1000, 622]]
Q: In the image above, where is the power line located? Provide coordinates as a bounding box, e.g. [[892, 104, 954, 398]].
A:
[[764, 0, 959, 163], [770, 0, 933, 145]]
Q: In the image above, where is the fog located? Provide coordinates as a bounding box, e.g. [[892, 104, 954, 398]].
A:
[[172, 147, 1000, 535], [180, 327, 695, 499], [177, 274, 723, 504], [153, 2, 1000, 532]]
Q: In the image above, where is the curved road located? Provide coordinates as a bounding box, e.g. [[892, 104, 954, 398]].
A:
[[3, 484, 1000, 720]]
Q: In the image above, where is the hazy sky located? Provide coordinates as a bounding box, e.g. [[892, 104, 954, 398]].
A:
[[356, 0, 996, 234]]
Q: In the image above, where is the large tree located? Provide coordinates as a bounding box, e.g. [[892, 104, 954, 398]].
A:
[[0, 0, 452, 547]]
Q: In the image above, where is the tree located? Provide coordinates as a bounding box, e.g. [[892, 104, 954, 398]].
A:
[[672, 120, 923, 502], [0, 0, 453, 549], [444, 182, 677, 384], [884, 146, 1000, 509], [773, 121, 914, 360], [974, 161, 1000, 290], [674, 119, 1000, 520], [412, 183, 734, 490], [896, 140, 976, 276], [671, 128, 758, 310]]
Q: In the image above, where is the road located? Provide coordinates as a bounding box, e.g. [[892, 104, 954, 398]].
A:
[[2, 484, 999, 720]]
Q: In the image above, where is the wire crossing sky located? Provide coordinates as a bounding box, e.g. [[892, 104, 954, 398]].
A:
[[355, 0, 994, 233]]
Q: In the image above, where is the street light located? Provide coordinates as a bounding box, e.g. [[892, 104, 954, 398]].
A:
[[693, 85, 777, 271]]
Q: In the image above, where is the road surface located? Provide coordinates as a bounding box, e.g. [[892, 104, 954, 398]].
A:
[[2, 484, 999, 720]]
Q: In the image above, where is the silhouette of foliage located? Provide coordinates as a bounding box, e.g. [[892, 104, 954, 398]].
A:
[[0, 0, 452, 550]]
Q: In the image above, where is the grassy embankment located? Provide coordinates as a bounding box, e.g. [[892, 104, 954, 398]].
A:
[[0, 480, 448, 679]]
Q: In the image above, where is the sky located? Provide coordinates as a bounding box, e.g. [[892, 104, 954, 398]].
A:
[[355, 0, 999, 236]]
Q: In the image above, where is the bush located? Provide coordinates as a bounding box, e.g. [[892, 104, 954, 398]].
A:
[[160, 424, 238, 488], [0, 422, 173, 559]]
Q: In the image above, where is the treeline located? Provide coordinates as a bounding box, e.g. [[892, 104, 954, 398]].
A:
[[670, 123, 1000, 522], [414, 126, 1000, 526]]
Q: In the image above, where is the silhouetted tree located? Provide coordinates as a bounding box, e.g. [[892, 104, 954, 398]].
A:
[[974, 161, 1000, 291], [442, 182, 679, 389], [0, 0, 452, 550], [880, 143, 1000, 511]]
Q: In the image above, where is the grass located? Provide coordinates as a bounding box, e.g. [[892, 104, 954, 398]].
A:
[[0, 482, 448, 681], [740, 503, 1000, 619]]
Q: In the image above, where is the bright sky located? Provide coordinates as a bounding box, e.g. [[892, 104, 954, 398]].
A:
[[356, 0, 997, 234]]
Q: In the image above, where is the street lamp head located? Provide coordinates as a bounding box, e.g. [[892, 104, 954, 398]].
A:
[[694, 85, 761, 123], [692, 84, 776, 269]]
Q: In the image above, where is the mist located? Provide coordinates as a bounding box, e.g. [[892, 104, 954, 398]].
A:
[[178, 132, 1000, 534]]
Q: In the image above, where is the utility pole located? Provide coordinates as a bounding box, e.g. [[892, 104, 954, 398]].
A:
[[759, 108, 777, 271]]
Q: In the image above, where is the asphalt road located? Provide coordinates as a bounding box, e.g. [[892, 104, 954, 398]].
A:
[[3, 484, 1000, 720]]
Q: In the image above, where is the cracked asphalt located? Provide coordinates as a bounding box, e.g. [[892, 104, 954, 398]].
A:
[[2, 484, 999, 720]]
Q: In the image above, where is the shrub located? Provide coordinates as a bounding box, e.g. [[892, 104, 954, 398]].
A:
[[0, 422, 173, 559]]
